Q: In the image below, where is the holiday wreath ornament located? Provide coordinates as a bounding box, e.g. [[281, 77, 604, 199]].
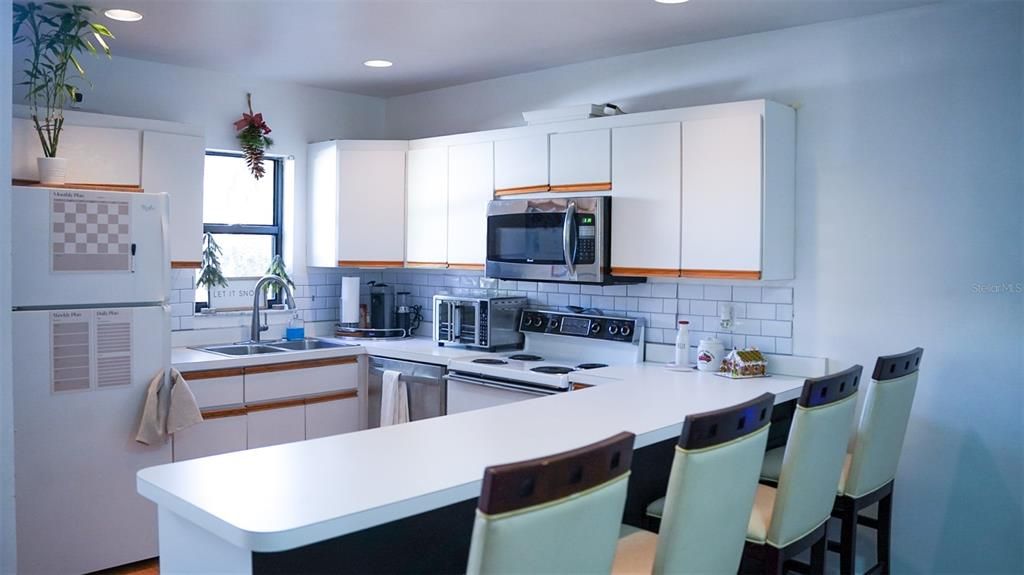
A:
[[234, 93, 273, 179]]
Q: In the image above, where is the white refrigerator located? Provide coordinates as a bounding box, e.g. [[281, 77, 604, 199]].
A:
[[11, 186, 173, 574]]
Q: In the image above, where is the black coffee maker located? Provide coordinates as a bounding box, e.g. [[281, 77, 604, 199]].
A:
[[395, 291, 422, 336], [368, 282, 395, 330]]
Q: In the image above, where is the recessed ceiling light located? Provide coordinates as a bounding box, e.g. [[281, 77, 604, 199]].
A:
[[363, 59, 394, 68], [104, 8, 143, 22], [655, 0, 690, 3]]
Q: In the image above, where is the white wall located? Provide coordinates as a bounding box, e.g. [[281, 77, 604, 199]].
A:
[[11, 52, 387, 278], [388, 3, 1024, 572], [0, 0, 15, 571]]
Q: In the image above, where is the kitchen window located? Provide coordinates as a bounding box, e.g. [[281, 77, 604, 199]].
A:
[[195, 151, 284, 310]]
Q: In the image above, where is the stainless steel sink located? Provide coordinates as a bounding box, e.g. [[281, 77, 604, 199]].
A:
[[193, 338, 354, 357], [198, 344, 287, 356], [267, 339, 352, 351]]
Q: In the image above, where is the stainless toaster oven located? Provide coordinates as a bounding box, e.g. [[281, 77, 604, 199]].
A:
[[433, 295, 527, 351]]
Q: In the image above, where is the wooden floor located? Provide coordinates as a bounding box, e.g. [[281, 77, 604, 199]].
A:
[[89, 558, 159, 575]]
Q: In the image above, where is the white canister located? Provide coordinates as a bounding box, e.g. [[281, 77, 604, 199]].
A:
[[696, 337, 725, 372]]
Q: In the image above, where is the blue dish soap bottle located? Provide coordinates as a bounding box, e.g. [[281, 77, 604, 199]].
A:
[[286, 312, 305, 341]]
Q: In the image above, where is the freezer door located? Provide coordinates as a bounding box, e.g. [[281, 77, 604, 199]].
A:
[[12, 305, 172, 574], [12, 186, 169, 308]]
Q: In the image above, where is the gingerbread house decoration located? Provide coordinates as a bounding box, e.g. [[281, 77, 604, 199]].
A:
[[721, 348, 768, 377]]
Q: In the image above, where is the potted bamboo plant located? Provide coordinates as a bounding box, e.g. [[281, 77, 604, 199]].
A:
[[13, 3, 114, 185]]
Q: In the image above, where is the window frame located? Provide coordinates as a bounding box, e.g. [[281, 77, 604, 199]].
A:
[[199, 150, 285, 310]]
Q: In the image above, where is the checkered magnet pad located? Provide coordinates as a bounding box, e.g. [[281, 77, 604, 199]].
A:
[[51, 195, 133, 272]]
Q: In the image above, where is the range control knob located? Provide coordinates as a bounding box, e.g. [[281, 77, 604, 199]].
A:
[[530, 316, 543, 328], [590, 322, 602, 335], [608, 324, 620, 336], [620, 324, 632, 337], [548, 317, 560, 330]]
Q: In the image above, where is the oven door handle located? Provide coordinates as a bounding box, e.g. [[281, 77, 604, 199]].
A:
[[451, 302, 461, 342], [443, 374, 558, 396], [562, 200, 577, 278]]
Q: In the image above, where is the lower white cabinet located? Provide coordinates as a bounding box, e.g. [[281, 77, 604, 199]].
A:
[[244, 358, 359, 402], [172, 357, 363, 458], [247, 404, 307, 449], [172, 415, 247, 462], [306, 395, 361, 440]]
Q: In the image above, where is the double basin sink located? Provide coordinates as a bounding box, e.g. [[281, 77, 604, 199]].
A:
[[195, 338, 355, 357]]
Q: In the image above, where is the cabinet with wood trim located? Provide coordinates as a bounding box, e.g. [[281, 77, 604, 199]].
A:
[[306, 392, 361, 440], [549, 128, 611, 192], [142, 131, 205, 268], [172, 356, 363, 460], [405, 147, 449, 267], [680, 103, 794, 280], [446, 142, 493, 269], [494, 134, 549, 196], [610, 122, 682, 277], [12, 118, 142, 186], [308, 140, 408, 269]]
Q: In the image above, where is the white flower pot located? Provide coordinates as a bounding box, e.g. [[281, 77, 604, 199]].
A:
[[37, 157, 68, 185]]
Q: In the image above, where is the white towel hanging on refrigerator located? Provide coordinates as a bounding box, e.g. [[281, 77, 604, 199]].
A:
[[380, 369, 409, 426]]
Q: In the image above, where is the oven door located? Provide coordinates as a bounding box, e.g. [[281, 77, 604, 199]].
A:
[[434, 298, 483, 347], [444, 373, 557, 415], [485, 197, 608, 283]]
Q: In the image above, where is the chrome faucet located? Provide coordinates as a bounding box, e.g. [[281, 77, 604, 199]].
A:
[[249, 275, 297, 344]]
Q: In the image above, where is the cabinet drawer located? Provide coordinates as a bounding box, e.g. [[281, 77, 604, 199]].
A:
[[172, 414, 246, 462], [247, 404, 306, 449], [244, 357, 358, 403], [305, 394, 361, 440], [179, 368, 244, 409]]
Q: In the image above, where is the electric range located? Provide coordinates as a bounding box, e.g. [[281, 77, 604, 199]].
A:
[[445, 309, 644, 414]]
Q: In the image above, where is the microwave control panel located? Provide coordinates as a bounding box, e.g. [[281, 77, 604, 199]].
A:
[[519, 310, 639, 343], [575, 214, 597, 264]]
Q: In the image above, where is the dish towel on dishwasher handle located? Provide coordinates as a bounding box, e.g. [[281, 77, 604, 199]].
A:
[[380, 369, 409, 426], [135, 368, 204, 445]]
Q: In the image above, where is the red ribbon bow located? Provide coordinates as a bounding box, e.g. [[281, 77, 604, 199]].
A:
[[234, 112, 272, 135]]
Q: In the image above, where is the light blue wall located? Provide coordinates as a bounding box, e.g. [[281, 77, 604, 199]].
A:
[[387, 3, 1024, 572], [1, 0, 15, 570]]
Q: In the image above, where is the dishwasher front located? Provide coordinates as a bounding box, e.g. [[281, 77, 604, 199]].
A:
[[367, 356, 447, 428]]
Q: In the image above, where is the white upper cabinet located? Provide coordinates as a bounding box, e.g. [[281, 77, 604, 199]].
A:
[[406, 147, 449, 267], [12, 118, 141, 186], [494, 134, 549, 195], [681, 115, 763, 276], [610, 122, 681, 276], [447, 142, 494, 268], [549, 128, 611, 191], [308, 140, 407, 268], [679, 106, 795, 281], [141, 131, 205, 267]]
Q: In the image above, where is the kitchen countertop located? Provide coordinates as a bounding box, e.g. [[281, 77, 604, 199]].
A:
[[137, 361, 805, 553]]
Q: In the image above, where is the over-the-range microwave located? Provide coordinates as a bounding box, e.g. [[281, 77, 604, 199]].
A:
[[485, 196, 627, 284]]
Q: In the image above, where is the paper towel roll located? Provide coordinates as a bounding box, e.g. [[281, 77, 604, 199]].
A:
[[340, 277, 361, 324]]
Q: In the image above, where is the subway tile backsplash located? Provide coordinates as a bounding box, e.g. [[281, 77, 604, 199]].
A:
[[169, 267, 795, 355]]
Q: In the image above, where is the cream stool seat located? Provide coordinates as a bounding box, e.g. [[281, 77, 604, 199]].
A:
[[613, 393, 776, 575], [466, 431, 636, 575]]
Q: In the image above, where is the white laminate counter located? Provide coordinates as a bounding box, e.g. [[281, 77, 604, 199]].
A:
[[138, 366, 804, 555]]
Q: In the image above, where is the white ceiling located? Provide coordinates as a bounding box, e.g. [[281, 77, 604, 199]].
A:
[[81, 0, 934, 98]]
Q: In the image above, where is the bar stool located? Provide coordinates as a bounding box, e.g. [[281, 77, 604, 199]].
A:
[[466, 432, 636, 574], [736, 366, 862, 574], [760, 348, 923, 575], [612, 393, 776, 574]]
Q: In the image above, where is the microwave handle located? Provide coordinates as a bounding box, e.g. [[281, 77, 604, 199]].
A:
[[563, 200, 577, 277]]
